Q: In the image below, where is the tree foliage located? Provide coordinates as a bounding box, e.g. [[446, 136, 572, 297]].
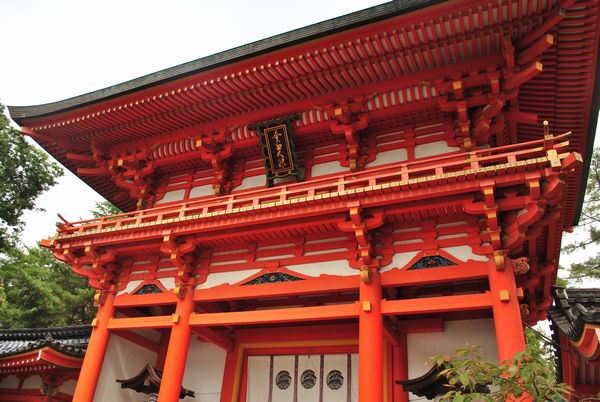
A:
[[0, 246, 96, 329], [90, 200, 122, 218], [432, 330, 572, 401], [0, 104, 63, 252], [560, 147, 600, 282]]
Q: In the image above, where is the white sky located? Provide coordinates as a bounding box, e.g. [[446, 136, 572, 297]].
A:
[[0, 0, 598, 283], [0, 0, 388, 246]]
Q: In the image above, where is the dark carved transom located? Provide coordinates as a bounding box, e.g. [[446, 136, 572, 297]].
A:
[[243, 272, 303, 285], [408, 255, 456, 270]]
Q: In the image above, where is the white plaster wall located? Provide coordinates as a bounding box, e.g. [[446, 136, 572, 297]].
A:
[[236, 175, 265, 191], [366, 148, 408, 167], [441, 246, 488, 262], [119, 279, 143, 295], [197, 269, 261, 288], [287, 260, 355, 277], [380, 251, 419, 272], [155, 189, 186, 205], [414, 140, 460, 159], [182, 339, 227, 402], [190, 184, 214, 199], [311, 161, 347, 177], [59, 379, 77, 396], [158, 277, 176, 291], [94, 335, 158, 402], [0, 375, 19, 388], [22, 376, 42, 389], [407, 319, 498, 379]]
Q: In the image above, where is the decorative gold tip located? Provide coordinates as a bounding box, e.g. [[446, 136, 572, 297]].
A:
[[360, 268, 371, 283], [172, 314, 180, 323], [499, 290, 510, 302], [493, 253, 505, 270], [91, 318, 98, 328], [452, 81, 462, 90], [362, 301, 372, 312]]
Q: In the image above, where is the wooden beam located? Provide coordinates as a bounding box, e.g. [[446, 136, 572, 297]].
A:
[[380, 262, 488, 287], [381, 292, 492, 316], [189, 303, 359, 327], [113, 292, 178, 308], [193, 327, 234, 352], [194, 274, 358, 302], [397, 318, 444, 333], [107, 315, 173, 331]]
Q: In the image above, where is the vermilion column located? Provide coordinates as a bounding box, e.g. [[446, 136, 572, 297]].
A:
[[393, 332, 409, 402], [157, 285, 194, 402], [487, 255, 526, 361], [72, 290, 115, 402], [359, 269, 383, 402]]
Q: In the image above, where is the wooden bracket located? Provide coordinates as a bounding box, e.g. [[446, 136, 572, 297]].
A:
[[327, 97, 369, 171], [196, 128, 234, 195], [160, 235, 199, 291]]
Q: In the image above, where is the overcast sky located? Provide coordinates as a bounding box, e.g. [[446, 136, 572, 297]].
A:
[[1, 0, 388, 246]]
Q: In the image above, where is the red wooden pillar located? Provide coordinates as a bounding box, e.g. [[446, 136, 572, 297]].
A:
[[72, 290, 115, 402], [359, 269, 383, 402], [487, 255, 526, 361], [392, 332, 409, 402], [157, 285, 194, 402]]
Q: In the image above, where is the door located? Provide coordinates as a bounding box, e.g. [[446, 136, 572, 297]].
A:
[[246, 353, 358, 402]]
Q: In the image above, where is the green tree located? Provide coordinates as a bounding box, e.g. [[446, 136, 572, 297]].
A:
[[432, 330, 572, 401], [90, 200, 122, 218], [0, 245, 95, 329], [560, 147, 600, 282], [0, 104, 63, 253]]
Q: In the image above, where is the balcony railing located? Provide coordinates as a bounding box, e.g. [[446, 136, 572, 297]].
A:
[[51, 133, 574, 240]]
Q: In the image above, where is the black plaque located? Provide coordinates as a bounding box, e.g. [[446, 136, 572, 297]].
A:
[[250, 116, 304, 187]]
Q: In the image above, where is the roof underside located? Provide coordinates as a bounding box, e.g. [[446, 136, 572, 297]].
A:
[[7, 0, 600, 228]]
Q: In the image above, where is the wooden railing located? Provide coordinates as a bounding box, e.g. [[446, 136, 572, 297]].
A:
[[53, 133, 572, 239]]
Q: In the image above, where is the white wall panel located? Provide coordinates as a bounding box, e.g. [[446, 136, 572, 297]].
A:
[[94, 335, 157, 402], [312, 161, 347, 177], [247, 356, 271, 402], [154, 189, 185, 205], [366, 148, 408, 167], [414, 141, 459, 159], [197, 269, 262, 289], [189, 185, 214, 199], [182, 339, 227, 402], [287, 260, 355, 277]]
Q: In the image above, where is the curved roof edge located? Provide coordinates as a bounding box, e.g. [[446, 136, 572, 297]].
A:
[[7, 0, 440, 123]]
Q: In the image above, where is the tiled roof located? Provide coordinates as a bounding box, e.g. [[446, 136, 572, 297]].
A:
[[547, 287, 600, 341], [0, 325, 91, 358]]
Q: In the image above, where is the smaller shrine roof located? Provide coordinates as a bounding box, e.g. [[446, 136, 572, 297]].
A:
[[547, 287, 600, 342], [396, 364, 448, 400], [0, 325, 91, 359], [117, 364, 195, 399]]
